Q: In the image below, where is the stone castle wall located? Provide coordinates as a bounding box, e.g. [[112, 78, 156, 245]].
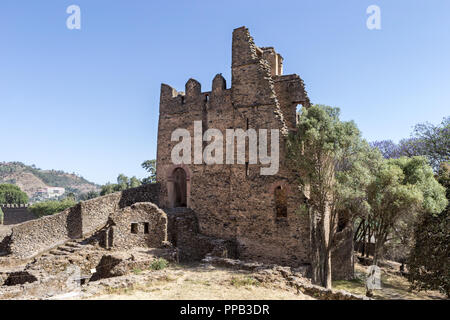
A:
[[156, 27, 314, 268], [6, 184, 160, 259], [0, 205, 37, 225]]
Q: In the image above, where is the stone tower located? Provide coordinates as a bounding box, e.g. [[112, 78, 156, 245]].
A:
[[156, 26, 353, 279]]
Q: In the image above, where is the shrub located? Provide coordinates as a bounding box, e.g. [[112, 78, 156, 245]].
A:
[[132, 268, 143, 275], [230, 276, 260, 288], [149, 258, 169, 270], [29, 198, 77, 217]]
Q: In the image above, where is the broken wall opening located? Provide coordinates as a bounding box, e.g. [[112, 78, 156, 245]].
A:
[[173, 167, 187, 207], [3, 271, 38, 286], [274, 186, 287, 218]]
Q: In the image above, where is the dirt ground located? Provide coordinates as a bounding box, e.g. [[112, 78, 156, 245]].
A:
[[80, 264, 315, 300], [83, 259, 446, 300]]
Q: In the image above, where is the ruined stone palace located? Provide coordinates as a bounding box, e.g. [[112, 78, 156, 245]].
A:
[[156, 26, 352, 279], [0, 27, 353, 292]]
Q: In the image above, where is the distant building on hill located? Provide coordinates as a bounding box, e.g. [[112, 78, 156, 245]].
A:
[[35, 187, 65, 200]]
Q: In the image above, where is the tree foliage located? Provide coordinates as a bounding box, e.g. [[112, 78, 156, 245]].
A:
[[78, 191, 100, 201], [407, 164, 450, 297], [100, 174, 142, 196], [29, 198, 77, 217], [366, 157, 447, 264], [141, 160, 157, 184], [288, 104, 376, 288], [0, 184, 29, 204], [288, 105, 448, 288], [371, 116, 449, 171], [411, 117, 449, 170], [0, 207, 3, 225]]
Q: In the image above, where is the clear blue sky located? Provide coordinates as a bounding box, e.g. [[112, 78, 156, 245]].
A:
[[1, 0, 449, 185]]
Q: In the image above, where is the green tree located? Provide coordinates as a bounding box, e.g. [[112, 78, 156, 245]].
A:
[[372, 117, 449, 171], [78, 191, 99, 201], [0, 184, 29, 204], [407, 164, 450, 297], [287, 104, 376, 288], [100, 183, 116, 196], [0, 207, 4, 225], [129, 176, 142, 188], [65, 192, 76, 201], [29, 198, 77, 217], [410, 117, 449, 171], [141, 160, 157, 184], [117, 174, 129, 190], [367, 157, 447, 265], [100, 174, 142, 196]]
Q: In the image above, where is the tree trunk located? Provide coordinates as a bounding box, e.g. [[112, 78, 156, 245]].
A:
[[323, 249, 332, 288], [360, 222, 367, 256], [366, 223, 371, 258], [373, 238, 383, 266], [310, 208, 333, 289]]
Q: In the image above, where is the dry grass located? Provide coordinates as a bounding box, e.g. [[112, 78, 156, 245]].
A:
[[85, 264, 314, 300]]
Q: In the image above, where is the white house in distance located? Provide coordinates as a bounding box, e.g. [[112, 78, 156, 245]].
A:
[[35, 187, 65, 199]]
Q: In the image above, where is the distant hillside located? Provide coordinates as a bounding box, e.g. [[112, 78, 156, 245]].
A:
[[0, 162, 100, 199]]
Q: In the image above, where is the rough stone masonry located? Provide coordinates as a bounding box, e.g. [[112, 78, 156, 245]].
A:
[[156, 26, 354, 280]]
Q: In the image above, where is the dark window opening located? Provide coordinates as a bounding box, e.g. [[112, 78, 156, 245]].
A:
[[245, 162, 249, 176], [205, 94, 209, 102], [131, 223, 138, 234], [108, 226, 114, 248], [274, 186, 287, 218], [143, 222, 150, 234], [246, 118, 249, 130], [173, 167, 187, 207]]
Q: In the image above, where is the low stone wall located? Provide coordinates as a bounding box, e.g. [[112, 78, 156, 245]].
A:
[[166, 208, 238, 261], [289, 277, 369, 300], [9, 205, 82, 259], [6, 184, 160, 259], [202, 256, 369, 300]]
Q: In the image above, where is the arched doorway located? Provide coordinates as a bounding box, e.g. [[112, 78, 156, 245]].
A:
[[173, 167, 187, 207]]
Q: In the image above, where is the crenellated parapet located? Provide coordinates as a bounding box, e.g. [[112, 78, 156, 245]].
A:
[[0, 204, 30, 209], [159, 75, 231, 117], [211, 74, 227, 94]]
